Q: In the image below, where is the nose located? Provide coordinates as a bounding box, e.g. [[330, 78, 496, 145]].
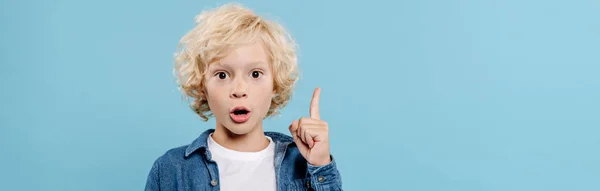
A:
[[230, 79, 248, 99]]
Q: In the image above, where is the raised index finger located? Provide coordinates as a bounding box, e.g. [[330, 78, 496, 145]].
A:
[[310, 87, 321, 119]]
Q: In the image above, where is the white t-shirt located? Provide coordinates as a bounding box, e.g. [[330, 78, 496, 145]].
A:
[[207, 134, 276, 191]]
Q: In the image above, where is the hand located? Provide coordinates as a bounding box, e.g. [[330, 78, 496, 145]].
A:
[[288, 87, 331, 166]]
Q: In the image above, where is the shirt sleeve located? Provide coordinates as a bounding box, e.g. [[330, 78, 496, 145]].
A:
[[306, 155, 343, 191], [144, 160, 160, 191]]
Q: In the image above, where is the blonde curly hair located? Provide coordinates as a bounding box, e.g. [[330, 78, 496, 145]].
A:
[[174, 3, 299, 121]]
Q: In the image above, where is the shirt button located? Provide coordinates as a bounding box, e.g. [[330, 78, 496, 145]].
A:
[[318, 176, 326, 183], [210, 179, 218, 186], [306, 180, 311, 188]]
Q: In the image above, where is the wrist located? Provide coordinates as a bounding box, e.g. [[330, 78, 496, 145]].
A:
[[310, 155, 332, 166]]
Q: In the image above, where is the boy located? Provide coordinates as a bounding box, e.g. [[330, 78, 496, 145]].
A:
[[144, 3, 343, 191]]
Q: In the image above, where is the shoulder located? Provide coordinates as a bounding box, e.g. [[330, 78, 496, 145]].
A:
[[146, 144, 212, 190], [152, 145, 190, 168], [149, 144, 208, 178]]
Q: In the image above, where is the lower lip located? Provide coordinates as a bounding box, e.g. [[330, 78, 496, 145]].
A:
[[230, 112, 251, 123]]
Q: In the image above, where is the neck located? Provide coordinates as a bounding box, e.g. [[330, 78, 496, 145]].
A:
[[211, 122, 270, 152]]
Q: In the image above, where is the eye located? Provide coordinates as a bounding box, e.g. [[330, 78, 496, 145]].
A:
[[216, 72, 228, 79], [251, 71, 262, 78]]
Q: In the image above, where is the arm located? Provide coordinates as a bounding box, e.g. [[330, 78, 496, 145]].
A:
[[144, 160, 160, 191], [289, 88, 343, 190], [307, 155, 343, 191]]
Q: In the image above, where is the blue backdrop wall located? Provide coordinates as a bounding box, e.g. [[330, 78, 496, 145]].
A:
[[1, 0, 599, 190]]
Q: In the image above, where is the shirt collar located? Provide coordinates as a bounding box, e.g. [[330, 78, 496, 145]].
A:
[[184, 129, 214, 158], [184, 129, 294, 158]]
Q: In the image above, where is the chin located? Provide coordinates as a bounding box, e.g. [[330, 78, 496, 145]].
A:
[[222, 120, 258, 135]]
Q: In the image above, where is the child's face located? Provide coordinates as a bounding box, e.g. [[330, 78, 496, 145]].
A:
[[204, 41, 275, 134]]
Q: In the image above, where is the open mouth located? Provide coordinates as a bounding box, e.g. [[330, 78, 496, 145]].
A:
[[232, 109, 249, 115], [230, 107, 251, 123]]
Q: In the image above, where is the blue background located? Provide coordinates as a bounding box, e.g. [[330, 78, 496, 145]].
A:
[[1, 0, 599, 190]]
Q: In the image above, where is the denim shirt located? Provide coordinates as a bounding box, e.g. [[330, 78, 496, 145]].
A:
[[144, 129, 343, 191]]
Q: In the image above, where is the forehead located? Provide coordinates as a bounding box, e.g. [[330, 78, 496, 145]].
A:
[[214, 41, 270, 69]]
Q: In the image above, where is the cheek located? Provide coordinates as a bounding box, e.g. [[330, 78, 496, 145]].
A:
[[259, 79, 275, 105], [205, 82, 226, 110]]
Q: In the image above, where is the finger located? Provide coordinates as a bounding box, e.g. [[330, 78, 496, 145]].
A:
[[310, 87, 321, 119], [294, 134, 309, 155], [291, 120, 309, 153], [289, 120, 299, 136], [292, 120, 303, 142], [313, 128, 328, 142], [298, 117, 324, 125], [306, 128, 329, 149], [299, 119, 307, 144], [298, 119, 317, 145], [305, 129, 314, 149]]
